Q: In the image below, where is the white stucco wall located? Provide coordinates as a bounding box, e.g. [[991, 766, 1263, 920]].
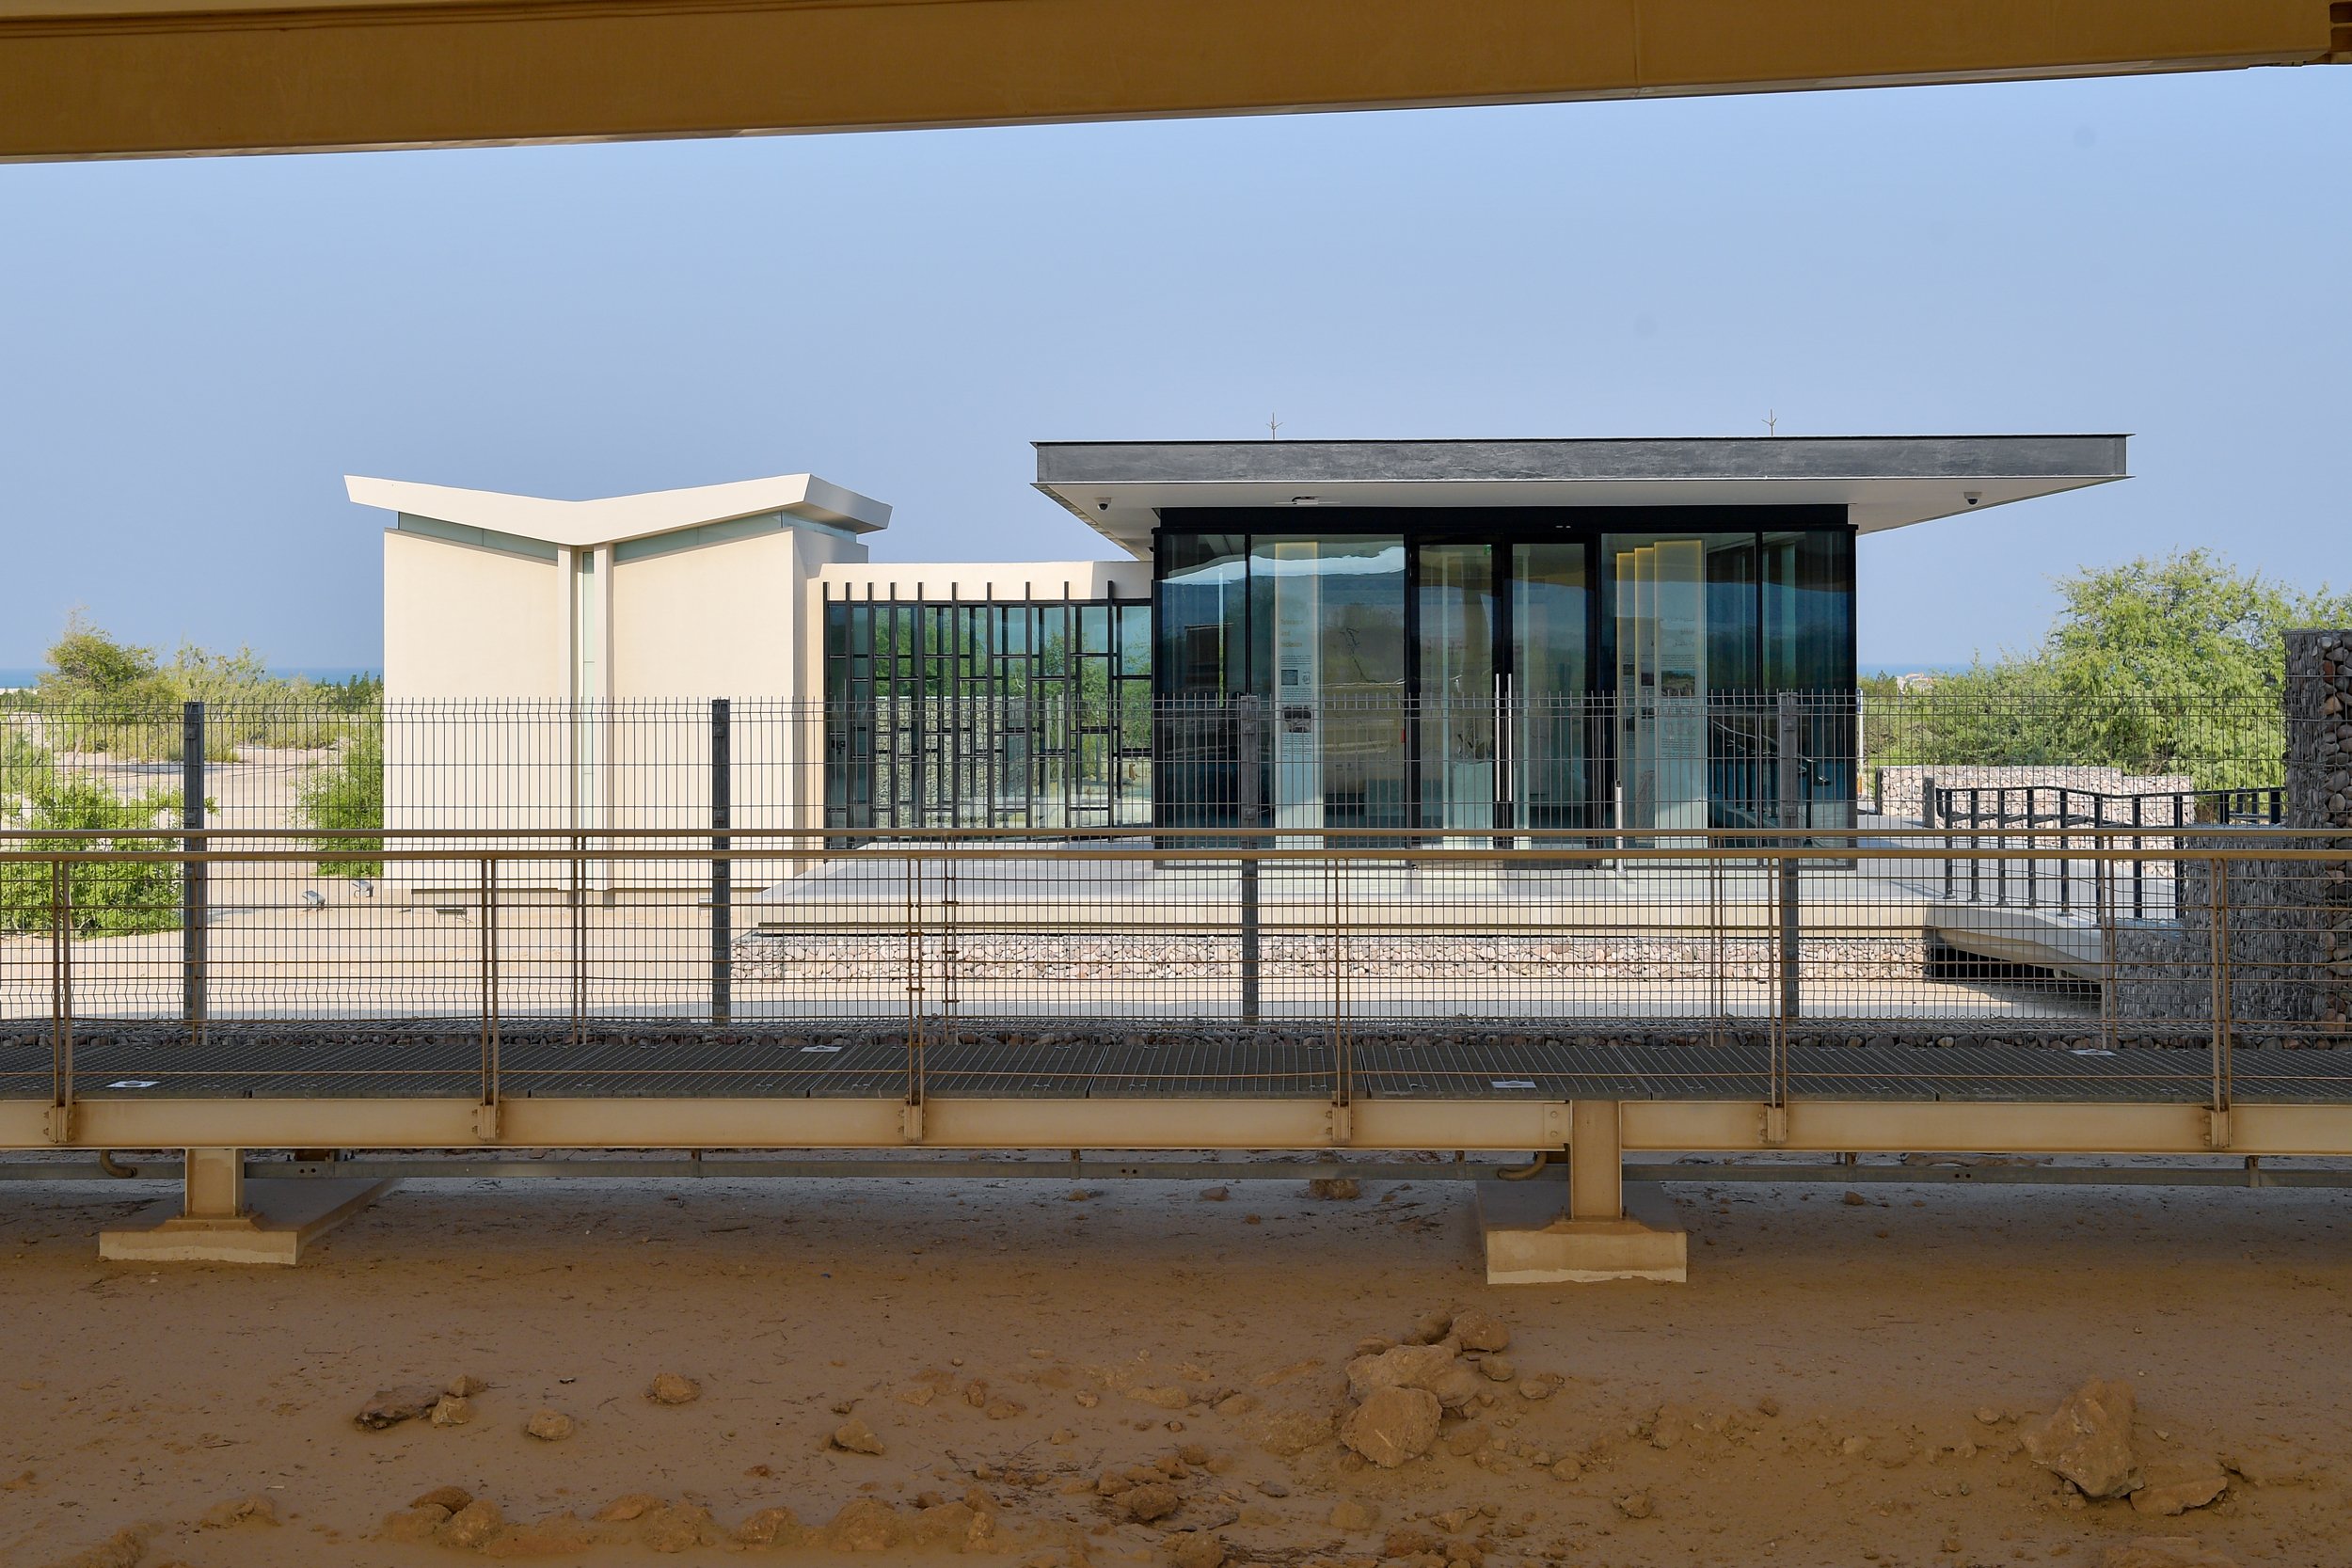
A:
[[383, 530, 564, 703], [382, 519, 884, 894]]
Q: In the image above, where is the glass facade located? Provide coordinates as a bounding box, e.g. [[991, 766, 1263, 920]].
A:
[[822, 509, 1856, 835], [823, 592, 1152, 832], [1152, 508, 1855, 834]]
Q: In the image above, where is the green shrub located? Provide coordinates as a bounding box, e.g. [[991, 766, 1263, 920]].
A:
[[30, 615, 383, 760], [1865, 550, 2350, 793], [0, 725, 51, 818], [0, 776, 183, 937], [295, 727, 384, 877]]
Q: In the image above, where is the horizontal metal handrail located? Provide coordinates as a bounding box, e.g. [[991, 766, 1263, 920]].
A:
[[2, 841, 2345, 867]]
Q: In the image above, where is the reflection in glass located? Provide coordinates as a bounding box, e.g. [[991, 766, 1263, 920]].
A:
[[1155, 533, 1248, 697], [1510, 544, 1591, 831], [1250, 537, 1407, 835], [1763, 530, 1857, 832], [1418, 544, 1496, 834]]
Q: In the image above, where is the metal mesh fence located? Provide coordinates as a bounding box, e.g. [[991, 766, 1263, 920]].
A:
[[1, 688, 2340, 1111], [1, 827, 2346, 1109]]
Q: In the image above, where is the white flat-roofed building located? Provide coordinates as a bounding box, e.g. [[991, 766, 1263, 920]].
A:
[[353, 472, 907, 894], [352, 434, 2127, 886]]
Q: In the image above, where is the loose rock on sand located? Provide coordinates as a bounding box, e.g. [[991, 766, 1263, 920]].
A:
[[1341, 1386, 1442, 1467], [195, 1496, 278, 1528], [2131, 1456, 2230, 1517], [831, 1416, 887, 1455], [2020, 1378, 2140, 1498], [356, 1384, 445, 1431], [524, 1409, 578, 1441], [437, 1497, 504, 1547], [39, 1526, 150, 1568], [647, 1371, 702, 1405]]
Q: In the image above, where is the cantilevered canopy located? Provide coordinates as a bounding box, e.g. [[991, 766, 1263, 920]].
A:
[[1, 0, 2342, 161], [1035, 435, 2130, 558], [346, 473, 891, 549]]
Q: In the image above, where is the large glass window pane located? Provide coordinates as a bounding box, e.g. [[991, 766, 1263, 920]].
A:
[[1154, 533, 1248, 698], [1761, 530, 1854, 690], [1418, 544, 1496, 833], [1152, 533, 1248, 828], [1706, 534, 1759, 693], [1604, 535, 1723, 838], [1763, 530, 1857, 832], [1603, 531, 1786, 835], [1250, 536, 1407, 835], [1510, 543, 1592, 831]]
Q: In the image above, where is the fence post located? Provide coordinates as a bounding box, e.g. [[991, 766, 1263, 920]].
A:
[[1237, 695, 1263, 1025], [2132, 793, 2146, 920], [182, 700, 207, 1039], [1776, 693, 1803, 1022], [2057, 787, 2071, 914], [1926, 773, 1952, 901], [478, 856, 500, 1139], [2209, 856, 2233, 1124], [1996, 787, 2010, 907], [2097, 833, 2118, 1051], [904, 850, 926, 1128], [1328, 852, 1351, 1130], [49, 859, 72, 1145], [710, 697, 732, 1028]]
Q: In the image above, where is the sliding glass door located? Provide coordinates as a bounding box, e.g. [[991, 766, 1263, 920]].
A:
[[1417, 543, 1497, 836], [1150, 515, 1854, 839], [1510, 542, 1593, 832], [1250, 536, 1408, 836]]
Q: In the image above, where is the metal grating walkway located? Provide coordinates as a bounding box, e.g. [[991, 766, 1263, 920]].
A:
[[3, 1028, 2346, 1105]]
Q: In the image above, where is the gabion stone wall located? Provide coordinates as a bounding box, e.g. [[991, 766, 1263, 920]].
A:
[[2287, 630, 2352, 1036], [2288, 629, 2352, 830], [2115, 630, 2351, 1043]]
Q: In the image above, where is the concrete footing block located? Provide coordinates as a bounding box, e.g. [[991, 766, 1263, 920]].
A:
[[98, 1179, 398, 1265], [1476, 1180, 1688, 1285]]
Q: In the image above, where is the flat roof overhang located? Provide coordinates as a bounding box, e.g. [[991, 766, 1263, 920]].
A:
[[1, 0, 2341, 161], [348, 472, 891, 550], [1035, 435, 2130, 558]]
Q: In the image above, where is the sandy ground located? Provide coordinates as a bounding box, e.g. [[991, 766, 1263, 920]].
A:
[[3, 1168, 2349, 1568]]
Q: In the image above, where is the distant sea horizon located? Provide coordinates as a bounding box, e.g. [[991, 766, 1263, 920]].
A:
[[1861, 660, 1977, 677]]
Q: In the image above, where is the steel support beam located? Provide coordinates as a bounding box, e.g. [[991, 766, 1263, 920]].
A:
[[11, 1094, 2352, 1157], [1568, 1098, 1623, 1220], [0, 0, 2341, 162]]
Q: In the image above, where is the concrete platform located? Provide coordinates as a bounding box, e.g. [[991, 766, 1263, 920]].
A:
[[98, 1177, 397, 1265], [1477, 1179, 1688, 1285]]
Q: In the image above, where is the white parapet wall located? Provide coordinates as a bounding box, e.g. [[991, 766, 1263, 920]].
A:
[[358, 473, 889, 897]]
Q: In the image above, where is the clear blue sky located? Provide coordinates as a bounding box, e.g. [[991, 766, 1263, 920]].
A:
[[1, 66, 2344, 673]]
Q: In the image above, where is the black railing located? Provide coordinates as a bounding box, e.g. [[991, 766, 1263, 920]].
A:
[[1929, 783, 2286, 918]]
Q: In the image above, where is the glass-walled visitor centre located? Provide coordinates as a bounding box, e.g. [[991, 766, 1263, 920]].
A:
[[822, 436, 2128, 836], [1147, 510, 1852, 836]]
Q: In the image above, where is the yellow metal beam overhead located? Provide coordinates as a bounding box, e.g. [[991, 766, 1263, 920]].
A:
[[2, 0, 2344, 162]]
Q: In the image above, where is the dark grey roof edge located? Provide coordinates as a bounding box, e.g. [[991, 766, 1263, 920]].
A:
[[1036, 435, 2130, 487]]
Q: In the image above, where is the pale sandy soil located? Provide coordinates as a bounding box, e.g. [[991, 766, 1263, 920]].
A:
[[3, 1168, 2349, 1568]]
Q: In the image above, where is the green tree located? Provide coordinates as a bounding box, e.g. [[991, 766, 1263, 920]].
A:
[[32, 614, 380, 757], [1868, 550, 2348, 792], [2042, 548, 2352, 705], [294, 727, 384, 876], [42, 610, 164, 698], [0, 776, 183, 937], [37, 612, 183, 756]]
